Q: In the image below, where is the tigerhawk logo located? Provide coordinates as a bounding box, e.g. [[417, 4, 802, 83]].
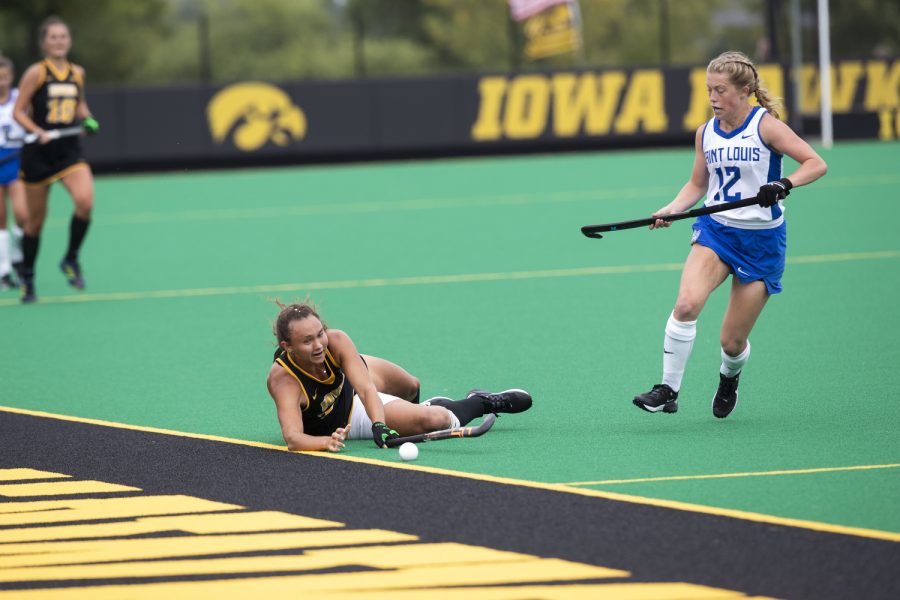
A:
[[206, 82, 306, 151]]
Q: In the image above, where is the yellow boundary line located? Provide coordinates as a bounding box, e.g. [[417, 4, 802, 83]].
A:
[[1, 250, 897, 308], [48, 171, 900, 228], [568, 463, 900, 486], [2, 405, 898, 544]]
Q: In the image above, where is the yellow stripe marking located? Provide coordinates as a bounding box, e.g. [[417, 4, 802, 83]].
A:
[[0, 469, 69, 481], [0, 495, 240, 523], [0, 481, 140, 497], [2, 405, 898, 543], [1, 250, 897, 308], [0, 582, 769, 599], [0, 542, 624, 584], [0, 511, 343, 544], [567, 463, 900, 486], [0, 530, 416, 569], [1, 558, 623, 592]]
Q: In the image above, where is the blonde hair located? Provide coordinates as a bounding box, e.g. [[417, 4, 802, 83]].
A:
[[708, 51, 782, 120]]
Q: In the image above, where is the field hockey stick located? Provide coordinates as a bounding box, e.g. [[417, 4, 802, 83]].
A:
[[581, 193, 764, 239], [22, 125, 85, 145], [0, 126, 85, 166], [385, 413, 497, 447]]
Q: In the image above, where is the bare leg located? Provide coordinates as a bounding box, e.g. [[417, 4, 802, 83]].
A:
[[362, 354, 420, 402], [60, 165, 94, 219], [8, 180, 27, 229], [673, 244, 732, 321], [654, 244, 730, 393], [721, 278, 769, 356], [383, 400, 452, 436]]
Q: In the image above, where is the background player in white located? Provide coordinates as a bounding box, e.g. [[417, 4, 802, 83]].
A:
[[633, 51, 827, 418], [0, 56, 27, 291]]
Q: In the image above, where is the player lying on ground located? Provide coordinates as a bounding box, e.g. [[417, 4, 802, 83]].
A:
[[266, 301, 532, 452]]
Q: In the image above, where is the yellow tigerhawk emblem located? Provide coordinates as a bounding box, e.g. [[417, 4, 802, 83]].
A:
[[206, 82, 306, 151]]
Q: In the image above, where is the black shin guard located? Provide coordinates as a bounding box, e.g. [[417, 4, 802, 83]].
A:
[[426, 397, 484, 427], [66, 216, 90, 261], [22, 234, 40, 278]]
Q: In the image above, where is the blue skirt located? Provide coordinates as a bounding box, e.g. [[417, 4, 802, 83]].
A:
[[0, 148, 20, 185], [691, 214, 787, 295]]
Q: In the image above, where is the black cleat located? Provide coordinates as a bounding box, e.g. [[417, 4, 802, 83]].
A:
[[0, 273, 17, 291], [633, 384, 679, 413], [20, 277, 36, 304], [712, 372, 740, 419], [466, 389, 533, 415], [60, 258, 85, 289]]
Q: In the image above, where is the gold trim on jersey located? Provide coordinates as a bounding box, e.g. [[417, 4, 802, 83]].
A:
[[43, 59, 71, 83], [22, 161, 87, 188], [274, 356, 311, 412], [285, 350, 336, 385]]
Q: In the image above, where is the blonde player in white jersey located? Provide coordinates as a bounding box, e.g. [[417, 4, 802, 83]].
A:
[[633, 51, 827, 418], [0, 56, 27, 291]]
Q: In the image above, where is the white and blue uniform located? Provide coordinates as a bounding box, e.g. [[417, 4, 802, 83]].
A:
[[0, 89, 25, 185], [692, 106, 787, 294]]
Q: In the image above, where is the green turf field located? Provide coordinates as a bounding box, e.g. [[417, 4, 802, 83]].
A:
[[3, 140, 899, 535]]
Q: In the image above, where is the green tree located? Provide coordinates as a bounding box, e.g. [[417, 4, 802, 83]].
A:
[[419, 0, 514, 71], [830, 0, 899, 58], [0, 0, 170, 86]]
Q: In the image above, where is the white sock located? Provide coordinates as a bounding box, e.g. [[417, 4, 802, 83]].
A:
[[10, 224, 23, 264], [661, 312, 697, 392], [0, 230, 10, 276], [720, 342, 750, 378]]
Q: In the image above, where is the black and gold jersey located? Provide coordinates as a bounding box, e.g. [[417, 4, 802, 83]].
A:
[[30, 59, 83, 130], [20, 59, 86, 184], [273, 348, 355, 436]]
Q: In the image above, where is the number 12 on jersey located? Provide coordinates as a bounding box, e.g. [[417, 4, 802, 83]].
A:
[[713, 166, 742, 202]]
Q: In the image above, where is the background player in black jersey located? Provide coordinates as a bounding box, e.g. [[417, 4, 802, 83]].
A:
[[13, 16, 100, 304], [267, 302, 532, 452]]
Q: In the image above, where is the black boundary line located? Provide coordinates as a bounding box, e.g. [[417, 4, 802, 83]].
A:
[[0, 409, 898, 598]]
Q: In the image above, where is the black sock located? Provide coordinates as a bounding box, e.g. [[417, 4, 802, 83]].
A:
[[66, 215, 91, 261], [22, 234, 40, 278], [427, 396, 484, 427]]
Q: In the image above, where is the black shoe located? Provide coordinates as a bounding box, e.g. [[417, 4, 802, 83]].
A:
[[0, 273, 17, 291], [633, 384, 679, 413], [712, 372, 740, 419], [60, 258, 85, 289], [466, 389, 532, 415], [21, 277, 36, 304]]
